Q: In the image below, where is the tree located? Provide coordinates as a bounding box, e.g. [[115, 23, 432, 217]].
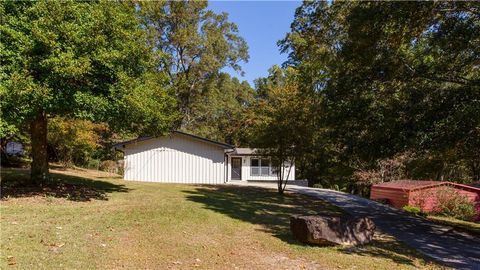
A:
[[47, 117, 107, 167], [136, 1, 249, 128], [251, 67, 314, 194], [279, 1, 480, 188], [0, 1, 177, 184], [186, 72, 255, 145]]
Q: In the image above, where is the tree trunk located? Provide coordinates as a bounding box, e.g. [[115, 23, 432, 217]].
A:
[[277, 157, 285, 194], [30, 111, 49, 185]]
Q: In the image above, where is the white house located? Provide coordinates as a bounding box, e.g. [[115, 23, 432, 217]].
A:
[[114, 131, 295, 184], [226, 148, 295, 182]]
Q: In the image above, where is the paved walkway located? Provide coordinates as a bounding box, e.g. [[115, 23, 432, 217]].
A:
[[233, 182, 480, 270]]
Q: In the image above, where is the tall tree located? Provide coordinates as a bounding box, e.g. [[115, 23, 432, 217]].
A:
[[137, 1, 249, 129], [186, 72, 255, 145], [251, 67, 315, 194], [0, 1, 178, 184], [280, 1, 480, 186]]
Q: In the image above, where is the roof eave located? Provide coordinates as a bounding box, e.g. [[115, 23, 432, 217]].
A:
[[111, 131, 234, 150]]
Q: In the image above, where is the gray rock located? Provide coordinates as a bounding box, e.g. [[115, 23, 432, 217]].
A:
[[290, 215, 375, 246]]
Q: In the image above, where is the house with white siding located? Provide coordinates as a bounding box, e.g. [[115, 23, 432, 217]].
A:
[[114, 131, 295, 184]]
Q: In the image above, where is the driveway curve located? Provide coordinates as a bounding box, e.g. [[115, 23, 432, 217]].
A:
[[240, 182, 480, 270]]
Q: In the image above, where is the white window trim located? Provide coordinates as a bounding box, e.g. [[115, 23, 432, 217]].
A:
[[250, 158, 275, 176]]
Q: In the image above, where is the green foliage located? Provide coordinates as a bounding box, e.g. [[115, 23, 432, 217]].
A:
[[0, 0, 177, 136], [183, 73, 255, 145], [136, 1, 249, 130], [276, 1, 480, 190], [0, 1, 177, 181], [432, 187, 476, 221], [249, 67, 315, 193], [402, 206, 426, 217], [48, 117, 106, 167]]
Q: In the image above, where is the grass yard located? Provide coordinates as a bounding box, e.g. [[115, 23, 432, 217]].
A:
[[426, 215, 480, 237], [1, 167, 446, 269]]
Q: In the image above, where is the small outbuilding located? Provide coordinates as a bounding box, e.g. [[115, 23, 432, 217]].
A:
[[370, 180, 480, 220]]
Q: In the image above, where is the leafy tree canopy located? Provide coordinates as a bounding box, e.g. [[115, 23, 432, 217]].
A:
[[0, 1, 178, 183], [277, 1, 480, 185], [185, 72, 255, 145], [136, 1, 249, 128], [250, 66, 316, 193]]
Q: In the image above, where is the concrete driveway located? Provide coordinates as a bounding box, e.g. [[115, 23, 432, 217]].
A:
[[237, 182, 480, 270]]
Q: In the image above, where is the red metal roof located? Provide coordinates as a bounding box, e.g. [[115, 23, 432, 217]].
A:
[[373, 180, 446, 191], [373, 180, 480, 192]]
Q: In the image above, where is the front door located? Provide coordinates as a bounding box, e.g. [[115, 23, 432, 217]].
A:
[[231, 157, 242, 180]]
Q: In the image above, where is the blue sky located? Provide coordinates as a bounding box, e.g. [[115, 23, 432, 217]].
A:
[[208, 1, 301, 87]]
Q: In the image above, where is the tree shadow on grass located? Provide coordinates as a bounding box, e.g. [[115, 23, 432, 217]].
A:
[[341, 233, 439, 267], [1, 167, 129, 202], [184, 185, 341, 244], [184, 185, 434, 267]]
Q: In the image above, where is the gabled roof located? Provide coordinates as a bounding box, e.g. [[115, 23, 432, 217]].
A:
[[113, 130, 234, 149], [373, 180, 480, 193], [373, 180, 440, 191], [229, 148, 259, 155]]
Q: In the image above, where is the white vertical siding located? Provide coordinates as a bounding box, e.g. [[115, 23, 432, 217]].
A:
[[124, 134, 226, 184]]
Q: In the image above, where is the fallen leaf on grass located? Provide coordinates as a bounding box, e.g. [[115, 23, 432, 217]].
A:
[[7, 256, 16, 265], [48, 242, 65, 253]]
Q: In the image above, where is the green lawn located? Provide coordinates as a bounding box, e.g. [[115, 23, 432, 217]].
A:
[[1, 167, 445, 269], [427, 215, 480, 237]]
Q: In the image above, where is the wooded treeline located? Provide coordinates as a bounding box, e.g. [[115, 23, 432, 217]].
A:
[[1, 1, 479, 192], [256, 1, 479, 193]]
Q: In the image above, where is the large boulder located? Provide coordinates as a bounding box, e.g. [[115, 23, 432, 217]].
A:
[[290, 215, 375, 246]]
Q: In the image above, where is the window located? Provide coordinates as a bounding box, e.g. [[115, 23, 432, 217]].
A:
[[261, 159, 270, 175], [250, 158, 260, 176], [251, 158, 272, 176]]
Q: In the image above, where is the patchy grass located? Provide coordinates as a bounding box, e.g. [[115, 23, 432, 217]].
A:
[[1, 167, 446, 269], [427, 215, 480, 237]]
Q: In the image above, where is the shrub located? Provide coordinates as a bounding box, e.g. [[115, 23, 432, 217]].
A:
[[85, 159, 101, 170], [99, 160, 118, 174], [48, 117, 108, 167], [433, 187, 476, 221], [402, 205, 426, 216], [117, 160, 124, 176], [353, 151, 414, 186]]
